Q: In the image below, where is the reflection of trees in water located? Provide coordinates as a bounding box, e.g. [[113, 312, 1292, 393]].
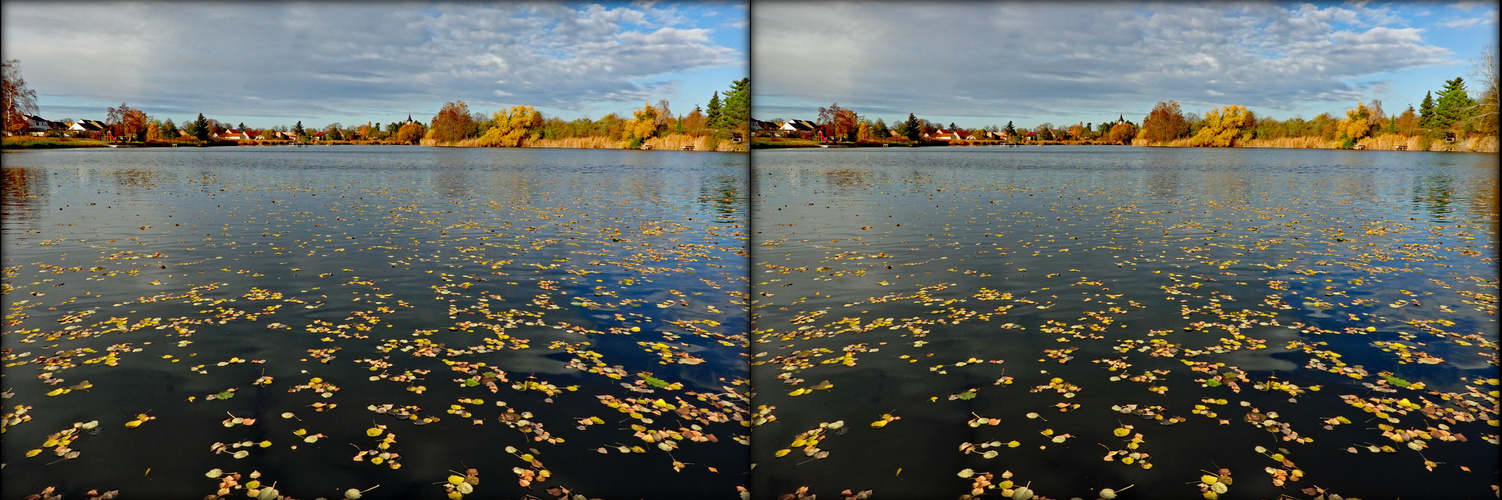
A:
[[1413, 173, 1457, 219], [1459, 174, 1499, 251], [2, 167, 46, 226], [697, 174, 743, 217]]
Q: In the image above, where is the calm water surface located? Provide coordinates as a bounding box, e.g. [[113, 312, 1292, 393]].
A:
[[749, 146, 1498, 499], [3, 146, 749, 499]]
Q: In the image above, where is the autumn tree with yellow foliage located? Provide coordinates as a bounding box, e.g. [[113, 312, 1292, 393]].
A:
[[628, 102, 660, 146], [476, 105, 542, 147], [1338, 102, 1377, 145], [1188, 105, 1256, 147]]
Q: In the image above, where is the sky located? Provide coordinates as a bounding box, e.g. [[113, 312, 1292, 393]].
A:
[[753, 1, 1499, 131], [1, 1, 748, 130]]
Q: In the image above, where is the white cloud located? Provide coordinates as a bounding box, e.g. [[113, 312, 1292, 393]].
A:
[[753, 2, 1457, 123], [1, 2, 745, 123], [1439, 17, 1489, 29]]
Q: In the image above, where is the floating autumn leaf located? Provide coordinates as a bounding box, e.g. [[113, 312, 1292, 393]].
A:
[[343, 485, 379, 500], [1099, 484, 1133, 499]]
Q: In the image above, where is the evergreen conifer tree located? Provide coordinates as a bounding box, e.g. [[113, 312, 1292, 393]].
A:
[[706, 92, 722, 130], [1419, 91, 1436, 129], [1433, 77, 1476, 132], [192, 113, 211, 141]]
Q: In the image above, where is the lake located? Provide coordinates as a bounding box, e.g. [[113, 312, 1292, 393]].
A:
[[2, 146, 750, 499], [749, 146, 1498, 499], [4, 144, 1498, 499]]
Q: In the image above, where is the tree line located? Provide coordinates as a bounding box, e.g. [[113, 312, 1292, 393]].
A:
[[5, 59, 749, 150], [421, 78, 749, 149], [1139, 76, 1494, 149], [770, 101, 1140, 146], [1139, 48, 1497, 149], [770, 46, 1496, 151]]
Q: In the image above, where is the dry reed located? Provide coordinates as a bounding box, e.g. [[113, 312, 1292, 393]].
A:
[[1459, 135, 1498, 152], [1240, 137, 1334, 149], [1136, 134, 1497, 152], [644, 134, 702, 151], [525, 137, 623, 149]]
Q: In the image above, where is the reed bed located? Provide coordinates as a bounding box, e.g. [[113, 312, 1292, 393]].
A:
[[1240, 137, 1335, 149], [1130, 134, 1499, 153], [525, 137, 623, 149], [643, 133, 743, 151], [1354, 135, 1497, 152], [1459, 135, 1498, 152], [421, 137, 483, 147], [644, 134, 702, 151]]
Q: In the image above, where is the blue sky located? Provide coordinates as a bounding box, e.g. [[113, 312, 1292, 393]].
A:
[[2, 1, 748, 130], [752, 1, 1498, 131]]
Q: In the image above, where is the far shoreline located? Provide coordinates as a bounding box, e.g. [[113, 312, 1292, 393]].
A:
[[2, 136, 749, 152], [749, 138, 1498, 153]]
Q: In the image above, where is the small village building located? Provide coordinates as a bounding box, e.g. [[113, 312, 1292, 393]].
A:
[[66, 120, 107, 138], [777, 119, 817, 139], [23, 115, 65, 136]]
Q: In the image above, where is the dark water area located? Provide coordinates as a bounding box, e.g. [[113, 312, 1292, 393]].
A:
[[749, 146, 1498, 499], [2, 146, 749, 499]]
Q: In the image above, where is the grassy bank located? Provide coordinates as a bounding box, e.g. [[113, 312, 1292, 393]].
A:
[[752, 137, 821, 148], [2, 136, 110, 149]]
